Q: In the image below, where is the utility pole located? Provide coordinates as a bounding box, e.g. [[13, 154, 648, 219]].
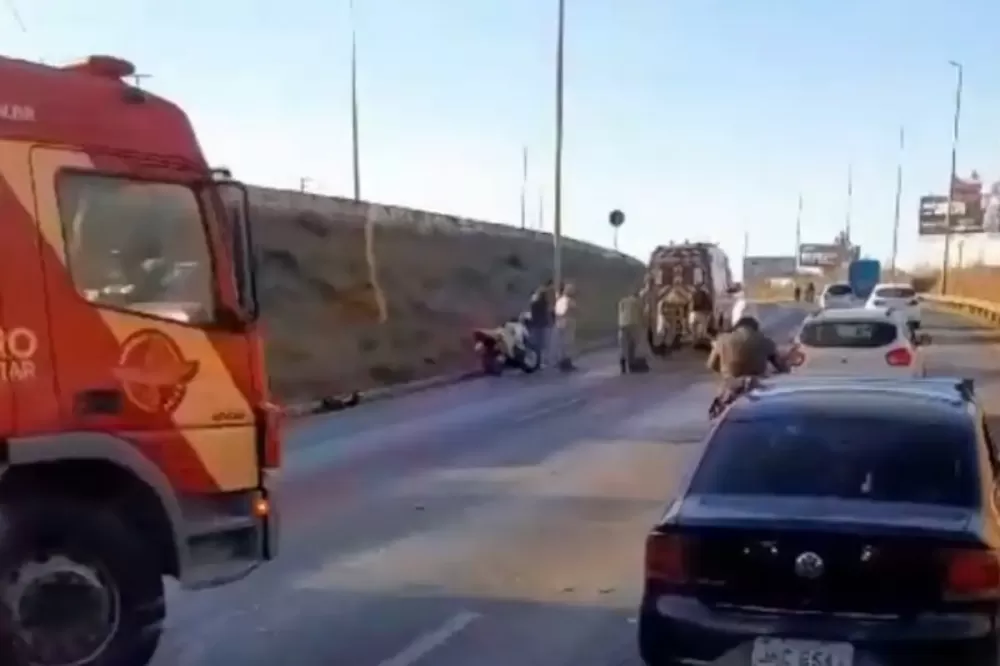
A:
[[890, 126, 905, 276], [350, 0, 362, 201], [552, 0, 566, 289], [941, 60, 963, 294], [538, 190, 545, 230], [299, 177, 312, 192], [743, 230, 749, 261], [845, 163, 853, 246], [794, 193, 803, 268], [520, 147, 528, 229]]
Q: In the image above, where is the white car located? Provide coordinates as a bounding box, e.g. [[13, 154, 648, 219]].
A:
[[788, 306, 926, 377], [865, 282, 922, 329], [819, 282, 855, 309]]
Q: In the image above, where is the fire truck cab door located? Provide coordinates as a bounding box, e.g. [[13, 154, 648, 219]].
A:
[[28, 145, 260, 494]]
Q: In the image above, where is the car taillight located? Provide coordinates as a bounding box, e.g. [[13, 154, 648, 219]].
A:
[[645, 532, 690, 584], [940, 547, 1000, 601], [885, 347, 912, 366], [786, 344, 805, 367]]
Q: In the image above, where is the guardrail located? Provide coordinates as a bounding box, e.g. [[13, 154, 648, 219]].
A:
[[921, 294, 1000, 327]]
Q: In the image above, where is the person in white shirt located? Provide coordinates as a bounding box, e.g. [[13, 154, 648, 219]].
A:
[[731, 297, 758, 328], [553, 282, 577, 370]]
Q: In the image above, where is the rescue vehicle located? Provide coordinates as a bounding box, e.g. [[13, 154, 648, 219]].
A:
[[643, 241, 740, 354], [0, 54, 279, 666]]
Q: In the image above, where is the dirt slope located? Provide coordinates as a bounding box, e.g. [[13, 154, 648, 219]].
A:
[[248, 188, 645, 402]]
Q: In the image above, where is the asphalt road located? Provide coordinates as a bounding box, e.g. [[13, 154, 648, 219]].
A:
[[151, 304, 1000, 666]]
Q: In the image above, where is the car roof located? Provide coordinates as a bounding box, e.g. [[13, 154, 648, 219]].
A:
[[806, 306, 898, 322], [724, 376, 976, 426]]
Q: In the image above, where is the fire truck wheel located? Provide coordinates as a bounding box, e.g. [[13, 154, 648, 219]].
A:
[[0, 498, 165, 666]]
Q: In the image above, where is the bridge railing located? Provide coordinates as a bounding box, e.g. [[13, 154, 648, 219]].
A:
[[921, 294, 1000, 327]]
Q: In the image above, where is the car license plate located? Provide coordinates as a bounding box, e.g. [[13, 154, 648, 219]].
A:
[[751, 638, 853, 666]]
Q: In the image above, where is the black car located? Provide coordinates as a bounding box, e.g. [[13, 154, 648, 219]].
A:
[[639, 377, 1000, 666]]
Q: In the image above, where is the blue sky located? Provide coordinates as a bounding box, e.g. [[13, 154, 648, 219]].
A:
[[5, 0, 1000, 274]]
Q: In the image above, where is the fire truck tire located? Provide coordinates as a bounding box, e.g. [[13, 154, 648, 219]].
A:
[[0, 498, 165, 666]]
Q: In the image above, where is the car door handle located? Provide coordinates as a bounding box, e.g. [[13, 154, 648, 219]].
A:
[[75, 389, 124, 416]]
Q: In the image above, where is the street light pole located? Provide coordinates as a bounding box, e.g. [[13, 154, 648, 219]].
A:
[[845, 163, 853, 246], [520, 146, 528, 229], [552, 0, 566, 289], [890, 126, 905, 276], [940, 60, 963, 294], [350, 0, 362, 201], [794, 193, 802, 269]]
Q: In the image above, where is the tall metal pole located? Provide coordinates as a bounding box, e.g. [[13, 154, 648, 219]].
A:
[[350, 0, 361, 201], [890, 126, 905, 276], [520, 147, 528, 229], [552, 0, 566, 288], [845, 163, 853, 246], [794, 193, 802, 268], [743, 230, 749, 261], [538, 190, 545, 230], [941, 60, 963, 294]]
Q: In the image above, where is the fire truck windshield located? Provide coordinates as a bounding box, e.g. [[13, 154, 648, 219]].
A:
[[56, 172, 217, 324]]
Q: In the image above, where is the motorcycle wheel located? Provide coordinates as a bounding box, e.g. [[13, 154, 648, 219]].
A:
[[519, 347, 541, 373]]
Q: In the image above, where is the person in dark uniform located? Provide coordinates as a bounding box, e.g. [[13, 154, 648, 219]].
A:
[[706, 315, 789, 416], [707, 315, 788, 379], [527, 280, 554, 365], [805, 281, 816, 303]]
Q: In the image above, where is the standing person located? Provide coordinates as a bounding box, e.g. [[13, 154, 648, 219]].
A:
[[553, 282, 577, 371], [617, 289, 646, 373], [528, 280, 554, 366], [689, 283, 713, 342]]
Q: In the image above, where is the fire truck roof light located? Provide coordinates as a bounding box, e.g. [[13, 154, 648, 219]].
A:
[[61, 55, 136, 80]]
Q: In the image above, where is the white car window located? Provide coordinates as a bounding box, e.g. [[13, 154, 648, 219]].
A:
[[825, 284, 853, 297], [800, 320, 898, 348]]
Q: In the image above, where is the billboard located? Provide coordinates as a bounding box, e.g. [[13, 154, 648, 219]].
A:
[[918, 173, 988, 235], [798, 243, 844, 268], [743, 256, 797, 281]]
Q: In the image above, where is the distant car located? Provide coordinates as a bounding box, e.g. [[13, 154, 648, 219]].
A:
[[866, 282, 922, 329], [819, 282, 855, 310], [788, 307, 926, 377], [638, 376, 1000, 666]]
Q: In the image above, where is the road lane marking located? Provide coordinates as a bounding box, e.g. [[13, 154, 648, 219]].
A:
[[510, 396, 585, 424], [376, 611, 481, 666]]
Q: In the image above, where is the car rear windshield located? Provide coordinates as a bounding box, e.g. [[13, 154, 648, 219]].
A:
[[874, 286, 915, 299], [689, 416, 978, 507], [825, 284, 852, 296], [799, 320, 898, 348]]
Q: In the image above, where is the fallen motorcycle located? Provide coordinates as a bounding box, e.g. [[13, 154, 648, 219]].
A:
[[473, 316, 541, 376]]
